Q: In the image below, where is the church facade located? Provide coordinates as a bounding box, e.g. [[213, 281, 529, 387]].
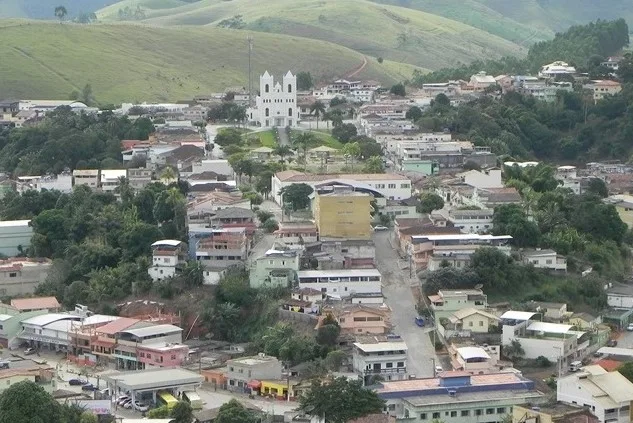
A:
[[248, 71, 298, 128]]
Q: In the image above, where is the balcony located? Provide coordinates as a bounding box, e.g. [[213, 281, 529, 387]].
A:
[[363, 367, 407, 375]]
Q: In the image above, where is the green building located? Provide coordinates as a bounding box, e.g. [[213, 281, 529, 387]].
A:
[[249, 249, 300, 289], [400, 160, 438, 176]]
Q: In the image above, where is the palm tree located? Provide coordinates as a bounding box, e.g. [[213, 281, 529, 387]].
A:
[[310, 101, 326, 130], [342, 142, 361, 171], [321, 111, 332, 130], [273, 145, 293, 169], [293, 132, 316, 171], [54, 5, 67, 23]]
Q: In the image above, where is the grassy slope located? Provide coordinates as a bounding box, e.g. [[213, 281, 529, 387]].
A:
[[0, 20, 420, 104], [97, 0, 526, 70]]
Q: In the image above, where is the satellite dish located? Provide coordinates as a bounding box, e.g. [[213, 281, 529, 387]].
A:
[[474, 284, 483, 290]]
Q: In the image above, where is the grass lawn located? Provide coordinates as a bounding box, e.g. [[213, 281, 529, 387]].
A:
[[309, 130, 344, 150], [243, 130, 277, 148]]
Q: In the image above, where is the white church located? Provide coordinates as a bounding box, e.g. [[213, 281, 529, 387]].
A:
[[248, 71, 298, 128]]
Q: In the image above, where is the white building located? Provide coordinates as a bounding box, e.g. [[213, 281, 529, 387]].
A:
[[0, 220, 33, 257], [19, 313, 82, 351], [457, 169, 502, 189], [272, 170, 412, 204], [556, 165, 581, 194], [557, 365, 633, 423], [248, 71, 298, 128], [100, 169, 127, 192], [539, 61, 576, 78], [72, 169, 99, 189], [522, 249, 567, 272], [606, 284, 633, 309], [353, 335, 408, 385], [376, 133, 452, 153], [147, 240, 187, 282], [297, 268, 382, 298], [16, 173, 73, 194], [447, 209, 494, 234], [190, 160, 234, 179]]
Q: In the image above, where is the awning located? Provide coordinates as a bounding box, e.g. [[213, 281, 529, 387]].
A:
[[247, 380, 261, 389]]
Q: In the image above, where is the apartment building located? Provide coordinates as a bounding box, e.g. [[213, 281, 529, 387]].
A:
[[274, 222, 318, 248], [378, 372, 543, 423], [353, 335, 408, 384], [189, 227, 249, 269], [0, 220, 33, 257], [557, 365, 633, 423], [16, 173, 73, 194], [226, 354, 282, 392], [297, 268, 382, 297], [127, 168, 153, 191], [72, 169, 99, 188], [249, 249, 300, 289], [0, 258, 51, 297], [313, 186, 372, 240], [147, 240, 188, 282], [446, 209, 494, 234], [428, 289, 488, 320]]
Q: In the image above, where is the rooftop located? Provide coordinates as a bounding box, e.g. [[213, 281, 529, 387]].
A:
[[122, 324, 182, 338], [500, 310, 537, 321], [456, 346, 490, 360], [297, 269, 381, 278], [275, 170, 409, 182], [96, 317, 140, 335], [10, 296, 60, 311], [0, 219, 30, 227], [411, 234, 512, 242], [354, 341, 407, 353], [104, 368, 203, 391], [228, 354, 279, 366], [378, 372, 531, 394], [451, 308, 498, 321], [21, 313, 81, 327]]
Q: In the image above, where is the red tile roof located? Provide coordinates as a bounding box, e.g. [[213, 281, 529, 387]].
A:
[[10, 296, 60, 311], [96, 317, 138, 335]]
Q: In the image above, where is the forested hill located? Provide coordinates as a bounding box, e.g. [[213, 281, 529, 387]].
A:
[[413, 19, 630, 84]]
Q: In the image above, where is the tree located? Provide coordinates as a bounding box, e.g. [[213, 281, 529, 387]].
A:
[[216, 399, 258, 423], [54, 5, 67, 23], [316, 319, 340, 347], [586, 178, 608, 198], [298, 377, 384, 423], [310, 101, 327, 129], [171, 401, 194, 423], [81, 84, 95, 106], [618, 362, 633, 383], [148, 406, 170, 418], [377, 57, 384, 64], [296, 71, 313, 91], [390, 83, 406, 97], [503, 339, 525, 361], [280, 183, 313, 210], [418, 193, 444, 214], [273, 145, 294, 169], [405, 106, 423, 121], [363, 156, 384, 174], [293, 132, 317, 170], [492, 204, 540, 248], [342, 142, 361, 170], [331, 123, 357, 143], [0, 380, 62, 423], [79, 412, 98, 423]]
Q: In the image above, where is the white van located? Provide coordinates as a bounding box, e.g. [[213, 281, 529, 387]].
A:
[[182, 391, 203, 410], [569, 360, 582, 372]]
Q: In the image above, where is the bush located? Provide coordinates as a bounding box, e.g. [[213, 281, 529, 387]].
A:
[[262, 218, 279, 233], [535, 355, 551, 367]]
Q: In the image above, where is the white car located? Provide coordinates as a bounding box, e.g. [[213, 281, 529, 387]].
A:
[[627, 323, 633, 331], [134, 401, 150, 412], [435, 365, 443, 374], [116, 395, 130, 405], [373, 225, 389, 231], [122, 398, 134, 409]]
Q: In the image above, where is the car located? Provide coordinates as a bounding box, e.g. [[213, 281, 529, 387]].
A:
[[24, 347, 36, 355], [123, 399, 134, 409], [134, 401, 150, 412], [82, 383, 99, 392], [414, 316, 425, 327], [69, 378, 88, 386], [607, 339, 618, 347], [627, 323, 633, 331], [434, 365, 443, 374], [372, 225, 389, 231], [116, 395, 130, 405]]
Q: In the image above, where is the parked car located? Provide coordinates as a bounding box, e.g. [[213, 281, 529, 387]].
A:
[[134, 401, 150, 412], [607, 339, 618, 347], [116, 395, 130, 405], [69, 379, 88, 386], [24, 347, 36, 355], [414, 316, 425, 327], [435, 365, 443, 374], [372, 225, 389, 231], [82, 383, 99, 392], [627, 323, 633, 331], [123, 399, 134, 409]]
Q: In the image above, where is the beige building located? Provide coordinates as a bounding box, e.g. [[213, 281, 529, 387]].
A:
[[320, 304, 391, 335], [0, 259, 51, 297], [512, 403, 599, 423], [72, 169, 99, 188], [313, 186, 372, 240], [584, 79, 622, 103], [448, 308, 499, 333]]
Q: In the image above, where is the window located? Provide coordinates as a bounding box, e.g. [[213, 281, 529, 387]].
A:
[[388, 184, 396, 189], [288, 108, 293, 117], [147, 354, 151, 359], [8, 273, 16, 278], [475, 410, 483, 416], [265, 108, 269, 117], [288, 84, 292, 93], [479, 320, 484, 326], [461, 410, 469, 417], [420, 413, 427, 420], [450, 411, 457, 417], [265, 84, 269, 93], [397, 361, 404, 367], [432, 412, 440, 419], [497, 407, 506, 414], [486, 408, 494, 415]]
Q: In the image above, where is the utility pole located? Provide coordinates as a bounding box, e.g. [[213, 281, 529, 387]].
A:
[[247, 35, 253, 106]]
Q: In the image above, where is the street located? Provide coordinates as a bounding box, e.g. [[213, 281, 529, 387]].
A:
[[373, 231, 438, 378]]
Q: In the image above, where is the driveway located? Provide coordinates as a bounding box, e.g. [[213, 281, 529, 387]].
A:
[[374, 231, 438, 378]]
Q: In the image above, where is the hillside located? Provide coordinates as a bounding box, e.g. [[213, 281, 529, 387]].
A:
[[0, 20, 420, 104], [97, 0, 526, 70], [0, 0, 120, 19]]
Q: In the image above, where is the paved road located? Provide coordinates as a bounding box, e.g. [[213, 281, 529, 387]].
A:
[[277, 128, 290, 146], [374, 231, 438, 378]]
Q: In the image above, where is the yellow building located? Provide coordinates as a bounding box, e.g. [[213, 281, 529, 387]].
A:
[[606, 195, 633, 228], [313, 186, 372, 240], [512, 403, 599, 423]]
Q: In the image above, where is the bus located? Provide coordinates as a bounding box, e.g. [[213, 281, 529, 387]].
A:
[[182, 391, 203, 410], [157, 390, 179, 409]]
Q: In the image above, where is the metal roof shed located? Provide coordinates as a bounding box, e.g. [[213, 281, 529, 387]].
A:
[[105, 368, 203, 392]]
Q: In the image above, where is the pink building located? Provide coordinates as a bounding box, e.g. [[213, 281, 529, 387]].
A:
[[137, 342, 189, 368]]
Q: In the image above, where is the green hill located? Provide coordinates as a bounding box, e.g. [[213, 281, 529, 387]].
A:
[[97, 0, 526, 70], [0, 20, 421, 104]]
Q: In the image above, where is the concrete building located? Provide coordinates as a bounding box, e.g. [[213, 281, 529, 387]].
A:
[[539, 61, 576, 78], [555, 166, 581, 195], [226, 354, 282, 392], [10, 296, 60, 312], [469, 72, 497, 91], [378, 372, 543, 422], [583, 80, 622, 103], [189, 227, 249, 270], [274, 222, 318, 248], [447, 209, 494, 234], [447, 308, 499, 334], [100, 169, 127, 192], [187, 192, 251, 224], [72, 169, 99, 189], [114, 324, 183, 370], [190, 160, 234, 179], [428, 289, 488, 320], [19, 313, 83, 352], [16, 173, 73, 194], [148, 240, 187, 282], [0, 258, 51, 297], [457, 169, 502, 189], [137, 342, 189, 369], [522, 249, 567, 272], [0, 220, 33, 257], [450, 345, 501, 375], [249, 249, 300, 289], [313, 186, 372, 240], [272, 170, 412, 204], [557, 365, 633, 423], [297, 269, 382, 298], [606, 284, 633, 309], [317, 239, 376, 270], [127, 168, 153, 191], [353, 335, 408, 384], [248, 71, 298, 128], [321, 304, 391, 335], [605, 195, 633, 227]]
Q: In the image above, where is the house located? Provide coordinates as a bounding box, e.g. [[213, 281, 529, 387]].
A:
[[501, 311, 588, 366], [378, 372, 544, 422], [274, 222, 318, 248], [606, 284, 633, 309], [556, 166, 581, 194], [183, 105, 208, 122], [583, 80, 622, 103], [0, 100, 19, 114], [569, 312, 601, 330], [457, 168, 502, 189], [16, 173, 73, 194], [10, 296, 60, 312], [187, 192, 251, 223], [190, 160, 234, 179], [446, 209, 494, 234], [0, 258, 51, 297], [539, 61, 576, 78], [522, 249, 567, 272], [316, 239, 376, 270], [528, 301, 568, 321], [72, 169, 99, 189], [512, 403, 599, 423], [428, 289, 488, 320], [313, 185, 372, 240], [557, 365, 633, 423], [447, 308, 499, 334], [272, 170, 412, 204], [109, 324, 184, 370], [127, 168, 153, 191], [449, 345, 501, 374], [248, 249, 300, 289], [248, 71, 298, 128], [297, 269, 382, 298], [469, 72, 497, 91], [353, 335, 408, 384], [226, 354, 282, 392], [0, 220, 33, 257], [383, 197, 422, 220], [208, 207, 255, 231], [100, 169, 127, 192], [137, 342, 189, 368], [291, 287, 322, 304], [320, 304, 391, 335], [147, 240, 187, 282], [189, 227, 249, 281]]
